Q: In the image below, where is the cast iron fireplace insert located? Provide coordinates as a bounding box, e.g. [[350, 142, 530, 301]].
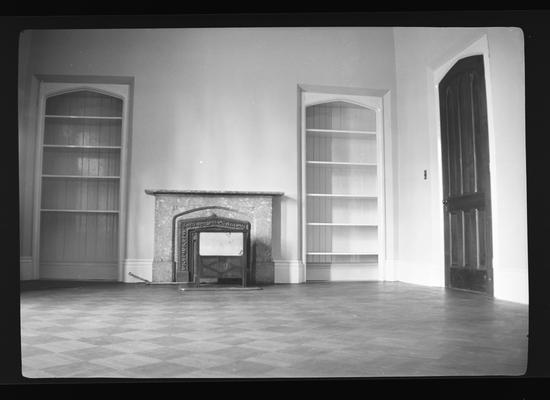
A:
[[176, 214, 251, 286]]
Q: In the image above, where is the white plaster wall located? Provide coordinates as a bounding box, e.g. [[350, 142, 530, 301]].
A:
[[393, 27, 528, 304], [18, 28, 397, 272]]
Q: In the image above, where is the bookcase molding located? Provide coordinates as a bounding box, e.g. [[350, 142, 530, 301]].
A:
[[301, 90, 387, 282], [32, 81, 130, 281]]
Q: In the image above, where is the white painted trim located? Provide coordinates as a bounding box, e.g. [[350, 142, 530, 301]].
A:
[[493, 266, 529, 304], [302, 92, 382, 112], [395, 260, 445, 288], [425, 65, 447, 289], [300, 88, 389, 282], [300, 89, 307, 281], [39, 262, 118, 281], [305, 264, 330, 281], [32, 80, 131, 282], [20, 257, 33, 281], [306, 264, 379, 282], [39, 83, 129, 101], [31, 83, 46, 280], [383, 259, 397, 281], [395, 259, 528, 305], [298, 84, 388, 98], [428, 34, 496, 291], [123, 259, 153, 283], [118, 84, 130, 282], [381, 91, 395, 281], [376, 94, 386, 281], [274, 260, 305, 284]]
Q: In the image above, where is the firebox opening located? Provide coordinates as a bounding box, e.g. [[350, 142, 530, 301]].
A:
[[177, 213, 251, 287]]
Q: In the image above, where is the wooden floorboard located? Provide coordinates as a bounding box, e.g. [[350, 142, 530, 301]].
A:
[[20, 281, 528, 378]]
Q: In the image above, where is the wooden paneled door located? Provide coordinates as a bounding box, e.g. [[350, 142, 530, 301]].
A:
[[439, 55, 493, 295]]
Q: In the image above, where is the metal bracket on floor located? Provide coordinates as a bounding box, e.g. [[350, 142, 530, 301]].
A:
[[128, 272, 152, 283], [128, 272, 188, 285]]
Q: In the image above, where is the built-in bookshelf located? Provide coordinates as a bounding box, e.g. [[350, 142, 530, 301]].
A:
[[302, 95, 384, 281], [35, 87, 128, 280]]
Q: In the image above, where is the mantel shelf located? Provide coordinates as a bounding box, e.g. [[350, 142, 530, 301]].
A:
[[45, 114, 122, 120], [43, 145, 122, 150], [145, 189, 284, 196], [42, 175, 120, 179]]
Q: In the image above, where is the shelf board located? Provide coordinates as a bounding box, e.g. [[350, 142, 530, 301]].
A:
[[43, 145, 122, 150], [42, 175, 120, 179], [306, 193, 376, 199], [307, 223, 377, 227], [306, 128, 376, 137], [45, 115, 122, 120], [41, 209, 119, 214], [306, 161, 376, 167], [307, 252, 378, 256]]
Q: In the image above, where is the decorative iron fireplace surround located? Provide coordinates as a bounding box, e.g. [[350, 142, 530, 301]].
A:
[[177, 213, 250, 285], [145, 190, 284, 283]]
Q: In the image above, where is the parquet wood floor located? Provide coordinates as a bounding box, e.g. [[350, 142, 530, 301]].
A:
[[20, 281, 528, 378]]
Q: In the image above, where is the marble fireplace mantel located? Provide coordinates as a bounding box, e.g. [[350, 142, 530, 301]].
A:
[[145, 189, 284, 197], [145, 189, 284, 283]]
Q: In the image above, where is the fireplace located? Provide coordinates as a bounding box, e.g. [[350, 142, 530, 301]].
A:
[[145, 190, 284, 283], [178, 213, 251, 286]]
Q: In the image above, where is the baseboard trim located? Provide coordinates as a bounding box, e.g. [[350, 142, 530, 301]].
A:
[[306, 263, 379, 282], [274, 260, 305, 283], [395, 260, 529, 304], [123, 259, 153, 283], [40, 262, 118, 281], [394, 260, 445, 288], [382, 259, 397, 281], [20, 257, 33, 280], [494, 266, 529, 304]]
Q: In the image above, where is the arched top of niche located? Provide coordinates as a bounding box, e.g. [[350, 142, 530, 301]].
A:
[[45, 89, 123, 118], [306, 100, 376, 132]]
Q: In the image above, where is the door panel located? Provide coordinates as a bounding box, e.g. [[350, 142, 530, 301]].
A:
[[449, 211, 463, 268], [439, 55, 493, 295]]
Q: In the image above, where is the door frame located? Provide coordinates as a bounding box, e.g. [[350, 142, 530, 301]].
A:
[[31, 80, 131, 281], [430, 34, 498, 293]]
